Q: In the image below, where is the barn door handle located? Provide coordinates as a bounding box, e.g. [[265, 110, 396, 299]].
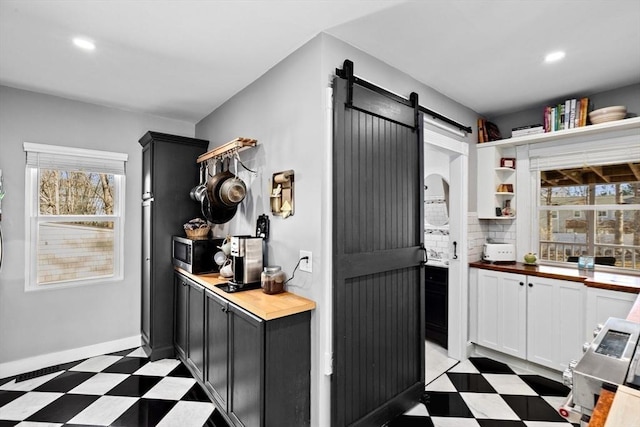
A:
[[420, 245, 428, 265], [453, 241, 458, 259]]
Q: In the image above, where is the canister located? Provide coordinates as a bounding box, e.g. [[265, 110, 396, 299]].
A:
[[261, 266, 285, 294]]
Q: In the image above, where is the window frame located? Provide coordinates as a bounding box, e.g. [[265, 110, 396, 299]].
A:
[[24, 143, 127, 291]]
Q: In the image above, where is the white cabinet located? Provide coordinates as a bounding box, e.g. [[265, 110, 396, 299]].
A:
[[474, 269, 585, 371], [526, 276, 584, 371], [476, 269, 527, 358], [477, 145, 516, 219], [584, 287, 637, 340]]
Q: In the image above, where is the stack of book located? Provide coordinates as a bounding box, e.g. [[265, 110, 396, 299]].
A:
[[543, 97, 589, 132], [477, 118, 502, 143], [512, 124, 544, 137]]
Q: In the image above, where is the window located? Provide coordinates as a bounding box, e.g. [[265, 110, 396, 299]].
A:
[[537, 163, 640, 271], [24, 143, 127, 290]]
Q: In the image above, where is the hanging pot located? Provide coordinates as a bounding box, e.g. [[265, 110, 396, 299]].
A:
[[218, 156, 246, 207], [205, 158, 238, 224]]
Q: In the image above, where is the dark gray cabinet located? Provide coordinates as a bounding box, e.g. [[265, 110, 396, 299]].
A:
[[425, 265, 448, 349], [188, 279, 205, 381], [139, 131, 208, 361], [205, 291, 229, 412], [174, 273, 188, 359], [175, 271, 311, 427]]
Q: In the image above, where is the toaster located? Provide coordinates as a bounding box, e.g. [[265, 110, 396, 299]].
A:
[[482, 242, 516, 262]]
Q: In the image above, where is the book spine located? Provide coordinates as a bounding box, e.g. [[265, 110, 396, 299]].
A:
[[569, 98, 577, 129], [477, 118, 485, 143], [564, 99, 571, 129]]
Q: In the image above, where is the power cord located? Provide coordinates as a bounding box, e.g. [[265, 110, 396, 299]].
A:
[[285, 256, 309, 286]]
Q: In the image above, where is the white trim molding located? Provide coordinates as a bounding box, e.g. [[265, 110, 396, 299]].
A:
[[0, 335, 141, 378]]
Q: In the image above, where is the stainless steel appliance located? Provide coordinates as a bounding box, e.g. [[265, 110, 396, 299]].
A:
[[226, 235, 263, 291], [172, 235, 224, 274], [560, 317, 640, 424]]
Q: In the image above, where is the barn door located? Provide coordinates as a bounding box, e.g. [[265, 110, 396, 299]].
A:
[[332, 60, 425, 427]]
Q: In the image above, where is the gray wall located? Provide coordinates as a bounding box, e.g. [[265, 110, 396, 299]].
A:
[[195, 32, 478, 427], [0, 85, 193, 366], [488, 83, 640, 138]]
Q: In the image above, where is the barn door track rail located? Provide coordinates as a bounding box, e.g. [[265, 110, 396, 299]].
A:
[[336, 59, 472, 134]]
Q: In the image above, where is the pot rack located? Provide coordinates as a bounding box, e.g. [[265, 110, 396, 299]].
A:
[[196, 137, 257, 164]]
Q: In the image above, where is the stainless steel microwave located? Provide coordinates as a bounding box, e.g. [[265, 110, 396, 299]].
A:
[[172, 235, 222, 274]]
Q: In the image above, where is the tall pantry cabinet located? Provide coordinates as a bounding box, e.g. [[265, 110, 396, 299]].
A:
[[139, 131, 209, 361]]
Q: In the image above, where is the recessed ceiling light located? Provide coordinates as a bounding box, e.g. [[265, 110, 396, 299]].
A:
[[544, 51, 565, 63], [73, 37, 95, 51]]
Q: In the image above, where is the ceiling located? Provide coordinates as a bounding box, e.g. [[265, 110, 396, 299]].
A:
[[1, 1, 639, 124]]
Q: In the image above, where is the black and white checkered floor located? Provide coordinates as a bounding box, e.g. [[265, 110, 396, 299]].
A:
[[0, 348, 576, 426], [0, 347, 228, 427], [390, 357, 578, 427]]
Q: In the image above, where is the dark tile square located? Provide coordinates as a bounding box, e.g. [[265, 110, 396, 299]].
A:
[[102, 357, 148, 374], [106, 375, 162, 397], [203, 408, 232, 427], [25, 394, 99, 423], [469, 357, 515, 374], [519, 375, 570, 397], [0, 421, 18, 427], [477, 420, 527, 427], [167, 362, 193, 378], [447, 373, 497, 393], [108, 347, 141, 357], [111, 398, 176, 427], [0, 390, 25, 407], [502, 395, 566, 422], [422, 392, 474, 418], [182, 383, 212, 402], [33, 371, 95, 392], [387, 414, 435, 427]]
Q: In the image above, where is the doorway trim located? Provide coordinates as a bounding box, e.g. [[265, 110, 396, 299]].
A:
[[424, 126, 469, 362]]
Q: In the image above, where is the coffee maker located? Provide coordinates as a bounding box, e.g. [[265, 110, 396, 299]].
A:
[[229, 236, 263, 290]]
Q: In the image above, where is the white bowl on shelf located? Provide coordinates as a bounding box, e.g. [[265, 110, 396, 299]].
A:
[[589, 106, 627, 124]]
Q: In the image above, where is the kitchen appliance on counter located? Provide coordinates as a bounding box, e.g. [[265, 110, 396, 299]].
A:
[[172, 235, 224, 274], [560, 317, 640, 424], [217, 235, 264, 293], [482, 242, 516, 263]]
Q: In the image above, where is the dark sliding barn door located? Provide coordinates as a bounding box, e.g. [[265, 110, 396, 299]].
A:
[[332, 61, 426, 426]]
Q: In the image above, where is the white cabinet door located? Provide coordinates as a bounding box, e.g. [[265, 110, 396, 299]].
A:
[[527, 276, 584, 371], [476, 269, 527, 358], [585, 287, 637, 340]]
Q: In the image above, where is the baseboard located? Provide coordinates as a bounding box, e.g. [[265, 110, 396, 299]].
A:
[[470, 344, 563, 383], [0, 335, 142, 379]]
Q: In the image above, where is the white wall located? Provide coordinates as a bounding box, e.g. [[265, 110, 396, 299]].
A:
[[0, 85, 194, 372], [196, 32, 478, 426]]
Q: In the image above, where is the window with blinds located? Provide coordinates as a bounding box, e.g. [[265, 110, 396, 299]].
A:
[[24, 142, 127, 290]]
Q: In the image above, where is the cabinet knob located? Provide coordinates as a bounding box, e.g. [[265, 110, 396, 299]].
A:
[[528, 283, 533, 287], [519, 282, 524, 286]]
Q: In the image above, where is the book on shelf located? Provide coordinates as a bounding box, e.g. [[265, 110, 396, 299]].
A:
[[512, 127, 544, 137], [543, 97, 589, 132], [477, 118, 501, 142]]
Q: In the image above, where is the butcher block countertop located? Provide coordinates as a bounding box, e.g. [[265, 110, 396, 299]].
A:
[[470, 261, 640, 294], [175, 268, 316, 321]]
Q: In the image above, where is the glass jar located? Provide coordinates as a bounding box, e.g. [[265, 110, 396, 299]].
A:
[[261, 266, 286, 294]]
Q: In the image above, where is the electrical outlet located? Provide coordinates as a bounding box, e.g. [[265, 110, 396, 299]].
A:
[[299, 250, 312, 273]]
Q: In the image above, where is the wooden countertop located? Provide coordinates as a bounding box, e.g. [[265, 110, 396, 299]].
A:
[[470, 261, 640, 294], [175, 268, 316, 321]]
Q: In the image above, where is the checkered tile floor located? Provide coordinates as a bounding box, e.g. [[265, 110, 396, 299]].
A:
[[389, 357, 578, 427], [1, 349, 577, 426], [0, 347, 229, 427]]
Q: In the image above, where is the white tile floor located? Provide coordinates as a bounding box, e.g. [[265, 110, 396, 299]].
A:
[[425, 339, 458, 384]]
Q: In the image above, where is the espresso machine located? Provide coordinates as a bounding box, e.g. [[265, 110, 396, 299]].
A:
[[227, 235, 263, 291]]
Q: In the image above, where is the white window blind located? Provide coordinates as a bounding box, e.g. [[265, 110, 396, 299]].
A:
[[529, 133, 639, 171], [24, 142, 127, 175]]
